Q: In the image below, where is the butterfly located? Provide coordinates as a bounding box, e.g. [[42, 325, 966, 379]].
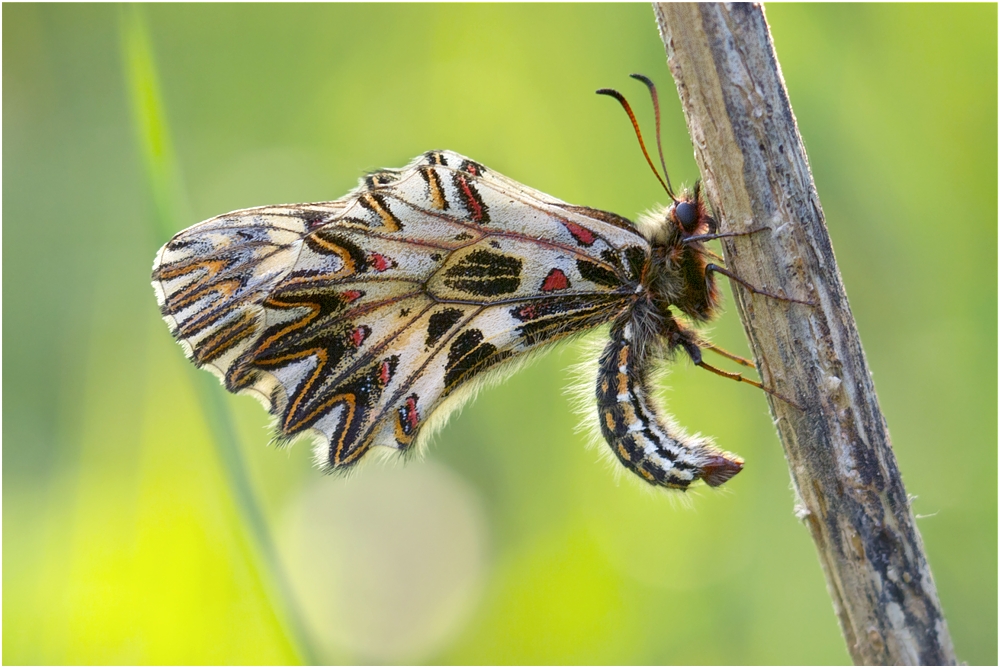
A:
[[152, 75, 802, 491]]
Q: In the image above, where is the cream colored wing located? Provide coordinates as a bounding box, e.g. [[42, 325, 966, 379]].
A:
[[152, 150, 651, 470]]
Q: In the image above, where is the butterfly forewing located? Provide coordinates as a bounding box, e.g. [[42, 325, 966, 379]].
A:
[[153, 150, 649, 470]]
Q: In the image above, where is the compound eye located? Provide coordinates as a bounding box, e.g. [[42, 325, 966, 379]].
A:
[[675, 201, 698, 232]]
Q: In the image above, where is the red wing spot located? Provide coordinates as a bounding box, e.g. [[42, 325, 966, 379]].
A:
[[350, 325, 371, 347], [514, 304, 538, 321], [563, 221, 596, 246], [540, 268, 570, 292], [399, 394, 420, 435], [406, 397, 419, 429], [456, 175, 484, 222], [341, 289, 363, 303], [379, 360, 392, 385], [368, 252, 395, 272]]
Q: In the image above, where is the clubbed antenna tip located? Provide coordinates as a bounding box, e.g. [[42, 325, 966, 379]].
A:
[[628, 73, 675, 198], [596, 82, 676, 202]]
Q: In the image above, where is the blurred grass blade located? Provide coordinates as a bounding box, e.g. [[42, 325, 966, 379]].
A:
[[120, 5, 186, 245], [120, 6, 317, 663]]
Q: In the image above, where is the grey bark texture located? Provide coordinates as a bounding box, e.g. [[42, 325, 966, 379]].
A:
[[652, 3, 956, 665]]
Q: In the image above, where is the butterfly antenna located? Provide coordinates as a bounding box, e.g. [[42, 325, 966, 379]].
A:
[[596, 87, 676, 202], [629, 73, 676, 199]]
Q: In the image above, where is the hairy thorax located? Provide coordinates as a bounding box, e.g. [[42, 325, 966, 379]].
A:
[[638, 205, 721, 325]]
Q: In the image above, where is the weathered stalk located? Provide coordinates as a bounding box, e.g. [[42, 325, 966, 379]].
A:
[[652, 3, 956, 665]]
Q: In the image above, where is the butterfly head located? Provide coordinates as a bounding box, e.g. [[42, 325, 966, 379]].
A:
[[667, 181, 716, 238], [635, 180, 723, 323]]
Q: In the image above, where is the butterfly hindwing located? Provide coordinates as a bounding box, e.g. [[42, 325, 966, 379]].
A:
[[152, 151, 651, 470], [151, 204, 344, 391]]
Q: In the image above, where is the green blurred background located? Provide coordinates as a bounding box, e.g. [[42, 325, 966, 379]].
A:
[[4, 3, 996, 665]]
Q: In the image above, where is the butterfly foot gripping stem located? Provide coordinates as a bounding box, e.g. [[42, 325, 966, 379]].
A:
[[682, 225, 771, 244], [675, 330, 804, 410], [694, 359, 804, 410], [705, 263, 816, 307]]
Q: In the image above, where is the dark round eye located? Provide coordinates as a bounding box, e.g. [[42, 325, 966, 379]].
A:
[[675, 201, 698, 232]]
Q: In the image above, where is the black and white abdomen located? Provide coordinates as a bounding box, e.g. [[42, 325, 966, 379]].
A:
[[594, 319, 743, 490]]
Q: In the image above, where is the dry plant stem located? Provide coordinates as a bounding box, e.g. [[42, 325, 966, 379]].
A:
[[653, 4, 956, 665]]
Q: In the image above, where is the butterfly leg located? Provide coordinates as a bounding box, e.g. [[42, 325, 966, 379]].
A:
[[594, 318, 744, 489], [664, 320, 764, 390], [702, 342, 756, 369], [694, 359, 765, 391], [666, 315, 804, 410], [694, 356, 804, 409], [705, 263, 816, 306], [682, 226, 771, 244]]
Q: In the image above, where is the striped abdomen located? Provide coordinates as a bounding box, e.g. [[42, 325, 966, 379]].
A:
[[595, 320, 743, 490]]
